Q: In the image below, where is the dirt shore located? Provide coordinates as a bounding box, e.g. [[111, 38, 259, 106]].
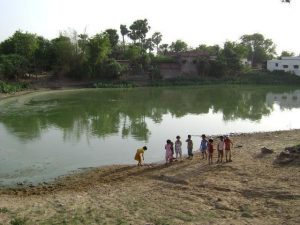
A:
[[0, 129, 299, 225]]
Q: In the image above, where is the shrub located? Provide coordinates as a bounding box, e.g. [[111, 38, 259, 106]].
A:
[[0, 54, 29, 80]]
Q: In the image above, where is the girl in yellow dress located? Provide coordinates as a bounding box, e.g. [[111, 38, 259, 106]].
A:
[[134, 146, 147, 166]]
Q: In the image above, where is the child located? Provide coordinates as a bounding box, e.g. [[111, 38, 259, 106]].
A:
[[208, 139, 214, 165], [134, 146, 147, 166], [186, 135, 193, 159], [165, 140, 173, 163], [199, 134, 208, 160], [175, 135, 182, 161], [170, 141, 175, 159], [224, 136, 233, 162], [217, 136, 224, 163]]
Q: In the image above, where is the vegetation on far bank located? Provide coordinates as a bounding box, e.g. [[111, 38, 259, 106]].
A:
[[0, 81, 28, 93], [0, 18, 299, 93]]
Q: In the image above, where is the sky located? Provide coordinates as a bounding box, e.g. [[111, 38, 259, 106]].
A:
[[0, 0, 299, 55]]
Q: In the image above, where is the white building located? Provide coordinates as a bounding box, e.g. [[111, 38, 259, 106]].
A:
[[267, 56, 300, 76]]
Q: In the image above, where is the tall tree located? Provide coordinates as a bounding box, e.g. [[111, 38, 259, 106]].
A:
[[159, 44, 169, 55], [0, 31, 39, 60], [88, 33, 111, 65], [129, 19, 151, 48], [152, 32, 162, 54], [240, 33, 276, 66], [104, 29, 119, 49], [120, 24, 130, 52], [169, 40, 188, 53]]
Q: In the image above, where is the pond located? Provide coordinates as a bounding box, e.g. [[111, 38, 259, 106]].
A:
[[1, 85, 300, 186]]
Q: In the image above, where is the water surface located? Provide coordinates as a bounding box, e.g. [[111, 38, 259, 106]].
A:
[[0, 85, 300, 186]]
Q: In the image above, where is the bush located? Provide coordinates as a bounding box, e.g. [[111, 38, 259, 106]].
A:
[[93, 81, 136, 88], [152, 55, 176, 64], [0, 54, 29, 80], [0, 80, 28, 93]]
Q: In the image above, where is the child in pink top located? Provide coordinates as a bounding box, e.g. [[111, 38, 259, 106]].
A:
[[165, 139, 173, 163]]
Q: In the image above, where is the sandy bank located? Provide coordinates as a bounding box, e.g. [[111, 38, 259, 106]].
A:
[[0, 129, 299, 225]]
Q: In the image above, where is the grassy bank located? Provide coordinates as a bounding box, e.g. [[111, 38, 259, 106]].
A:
[[146, 71, 300, 87], [90, 71, 300, 88], [0, 81, 28, 93]]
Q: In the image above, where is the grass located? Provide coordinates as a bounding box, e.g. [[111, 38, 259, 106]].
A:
[[0, 207, 9, 213], [148, 70, 300, 87], [10, 217, 27, 225], [92, 81, 136, 88]]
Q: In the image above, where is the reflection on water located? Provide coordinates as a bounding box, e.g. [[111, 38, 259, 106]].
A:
[[0, 86, 300, 186]]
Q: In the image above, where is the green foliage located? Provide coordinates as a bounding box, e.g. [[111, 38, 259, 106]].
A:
[[0, 54, 29, 79], [279, 50, 295, 58], [0, 81, 28, 93], [0, 31, 38, 60], [197, 44, 221, 56], [93, 81, 136, 88], [0, 207, 9, 213], [170, 40, 188, 53], [129, 19, 150, 45], [102, 59, 124, 79], [88, 33, 111, 65], [152, 55, 176, 63], [10, 217, 27, 225], [50, 35, 74, 74], [152, 32, 162, 53], [104, 29, 119, 49], [240, 33, 276, 66]]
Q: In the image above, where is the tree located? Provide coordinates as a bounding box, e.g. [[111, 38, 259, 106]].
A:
[[34, 36, 52, 71], [197, 44, 221, 56], [88, 33, 111, 65], [129, 19, 151, 47], [120, 24, 130, 52], [240, 33, 276, 66], [152, 32, 162, 54], [50, 35, 75, 75], [169, 40, 188, 53], [104, 29, 119, 49], [222, 41, 244, 73], [3, 31, 39, 60], [0, 54, 29, 80], [159, 44, 169, 55], [144, 38, 154, 53], [279, 50, 294, 58]]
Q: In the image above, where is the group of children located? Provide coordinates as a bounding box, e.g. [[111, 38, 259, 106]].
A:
[[134, 134, 233, 166]]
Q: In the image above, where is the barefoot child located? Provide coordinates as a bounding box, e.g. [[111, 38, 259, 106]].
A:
[[200, 134, 208, 159], [134, 146, 147, 166], [217, 136, 224, 163], [208, 139, 214, 165], [224, 136, 233, 162], [175, 135, 182, 161]]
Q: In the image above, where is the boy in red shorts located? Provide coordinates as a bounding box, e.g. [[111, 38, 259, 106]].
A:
[[208, 139, 214, 165]]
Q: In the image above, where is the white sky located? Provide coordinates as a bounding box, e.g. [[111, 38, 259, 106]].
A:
[[0, 0, 299, 55]]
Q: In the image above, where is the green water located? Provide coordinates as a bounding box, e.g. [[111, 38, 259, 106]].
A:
[[0, 85, 300, 186]]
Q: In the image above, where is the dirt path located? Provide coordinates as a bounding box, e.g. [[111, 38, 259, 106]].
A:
[[0, 130, 299, 225]]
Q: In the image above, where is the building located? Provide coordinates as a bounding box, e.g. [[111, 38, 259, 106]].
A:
[[267, 56, 300, 76]]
